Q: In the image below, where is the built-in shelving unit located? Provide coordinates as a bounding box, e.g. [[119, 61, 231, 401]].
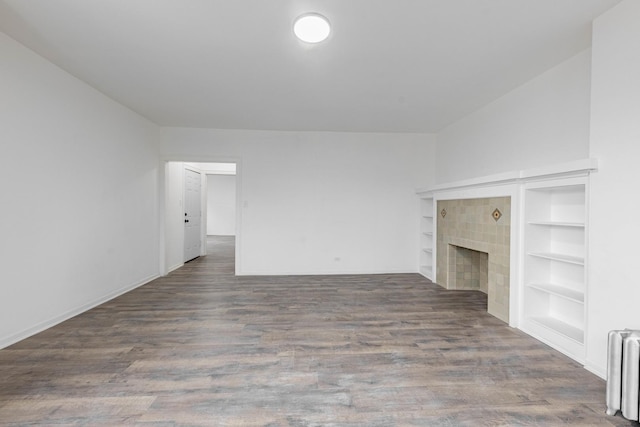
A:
[[521, 176, 587, 362], [418, 195, 434, 280], [416, 159, 597, 367]]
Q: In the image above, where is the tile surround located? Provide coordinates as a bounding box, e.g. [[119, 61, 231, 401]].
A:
[[448, 245, 488, 293], [436, 197, 511, 323]]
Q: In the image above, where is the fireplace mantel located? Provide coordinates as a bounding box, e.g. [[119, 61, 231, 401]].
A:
[[416, 158, 597, 195]]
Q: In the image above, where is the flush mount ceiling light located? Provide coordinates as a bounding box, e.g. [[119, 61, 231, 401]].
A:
[[293, 13, 331, 43]]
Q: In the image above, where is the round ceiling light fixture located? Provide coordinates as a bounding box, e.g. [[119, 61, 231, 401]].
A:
[[293, 13, 331, 43]]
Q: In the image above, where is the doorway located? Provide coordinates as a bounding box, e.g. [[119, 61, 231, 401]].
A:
[[163, 161, 239, 274]]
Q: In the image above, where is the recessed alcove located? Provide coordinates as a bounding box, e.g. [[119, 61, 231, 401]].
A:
[[448, 245, 488, 293], [436, 197, 511, 323]]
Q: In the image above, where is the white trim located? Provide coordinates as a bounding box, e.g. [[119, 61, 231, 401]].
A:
[[183, 163, 202, 173], [519, 321, 586, 365], [419, 170, 520, 193], [157, 162, 167, 276], [584, 361, 607, 380], [200, 170, 207, 256], [236, 268, 418, 276], [205, 170, 236, 175], [234, 161, 243, 275], [167, 262, 184, 274], [416, 158, 597, 194], [0, 273, 159, 350], [519, 158, 597, 180]]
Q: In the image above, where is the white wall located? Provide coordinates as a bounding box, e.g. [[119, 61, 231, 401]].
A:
[[160, 128, 436, 275], [587, 0, 640, 377], [0, 32, 160, 347], [164, 162, 185, 272], [436, 50, 592, 183], [207, 174, 236, 236]]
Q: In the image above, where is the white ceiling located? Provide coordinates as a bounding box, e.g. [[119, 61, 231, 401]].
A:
[[0, 0, 621, 133]]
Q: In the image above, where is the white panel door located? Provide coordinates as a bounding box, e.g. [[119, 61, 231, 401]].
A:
[[184, 168, 202, 262]]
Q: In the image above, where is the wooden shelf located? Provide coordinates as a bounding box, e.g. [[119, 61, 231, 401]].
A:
[[527, 283, 584, 303], [528, 252, 584, 265], [530, 316, 584, 344]]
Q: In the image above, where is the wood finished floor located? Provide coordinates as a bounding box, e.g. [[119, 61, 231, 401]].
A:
[[0, 237, 634, 426]]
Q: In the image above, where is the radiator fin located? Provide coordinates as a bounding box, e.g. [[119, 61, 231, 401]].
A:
[[606, 329, 640, 421]]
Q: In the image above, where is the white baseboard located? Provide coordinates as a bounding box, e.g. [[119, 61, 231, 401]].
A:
[[584, 361, 607, 380], [166, 262, 184, 274], [236, 268, 419, 276], [0, 273, 159, 350]]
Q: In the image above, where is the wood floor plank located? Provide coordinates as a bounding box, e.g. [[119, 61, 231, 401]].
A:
[[0, 236, 634, 426]]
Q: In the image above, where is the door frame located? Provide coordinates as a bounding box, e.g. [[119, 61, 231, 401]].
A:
[[159, 156, 242, 276]]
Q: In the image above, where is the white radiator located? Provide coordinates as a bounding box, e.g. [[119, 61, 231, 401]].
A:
[[606, 329, 640, 421]]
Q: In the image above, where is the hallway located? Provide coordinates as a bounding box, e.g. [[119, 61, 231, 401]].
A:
[[0, 237, 632, 425]]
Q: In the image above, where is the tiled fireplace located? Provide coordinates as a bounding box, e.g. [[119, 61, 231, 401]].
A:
[[448, 245, 488, 293], [436, 197, 511, 323]]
